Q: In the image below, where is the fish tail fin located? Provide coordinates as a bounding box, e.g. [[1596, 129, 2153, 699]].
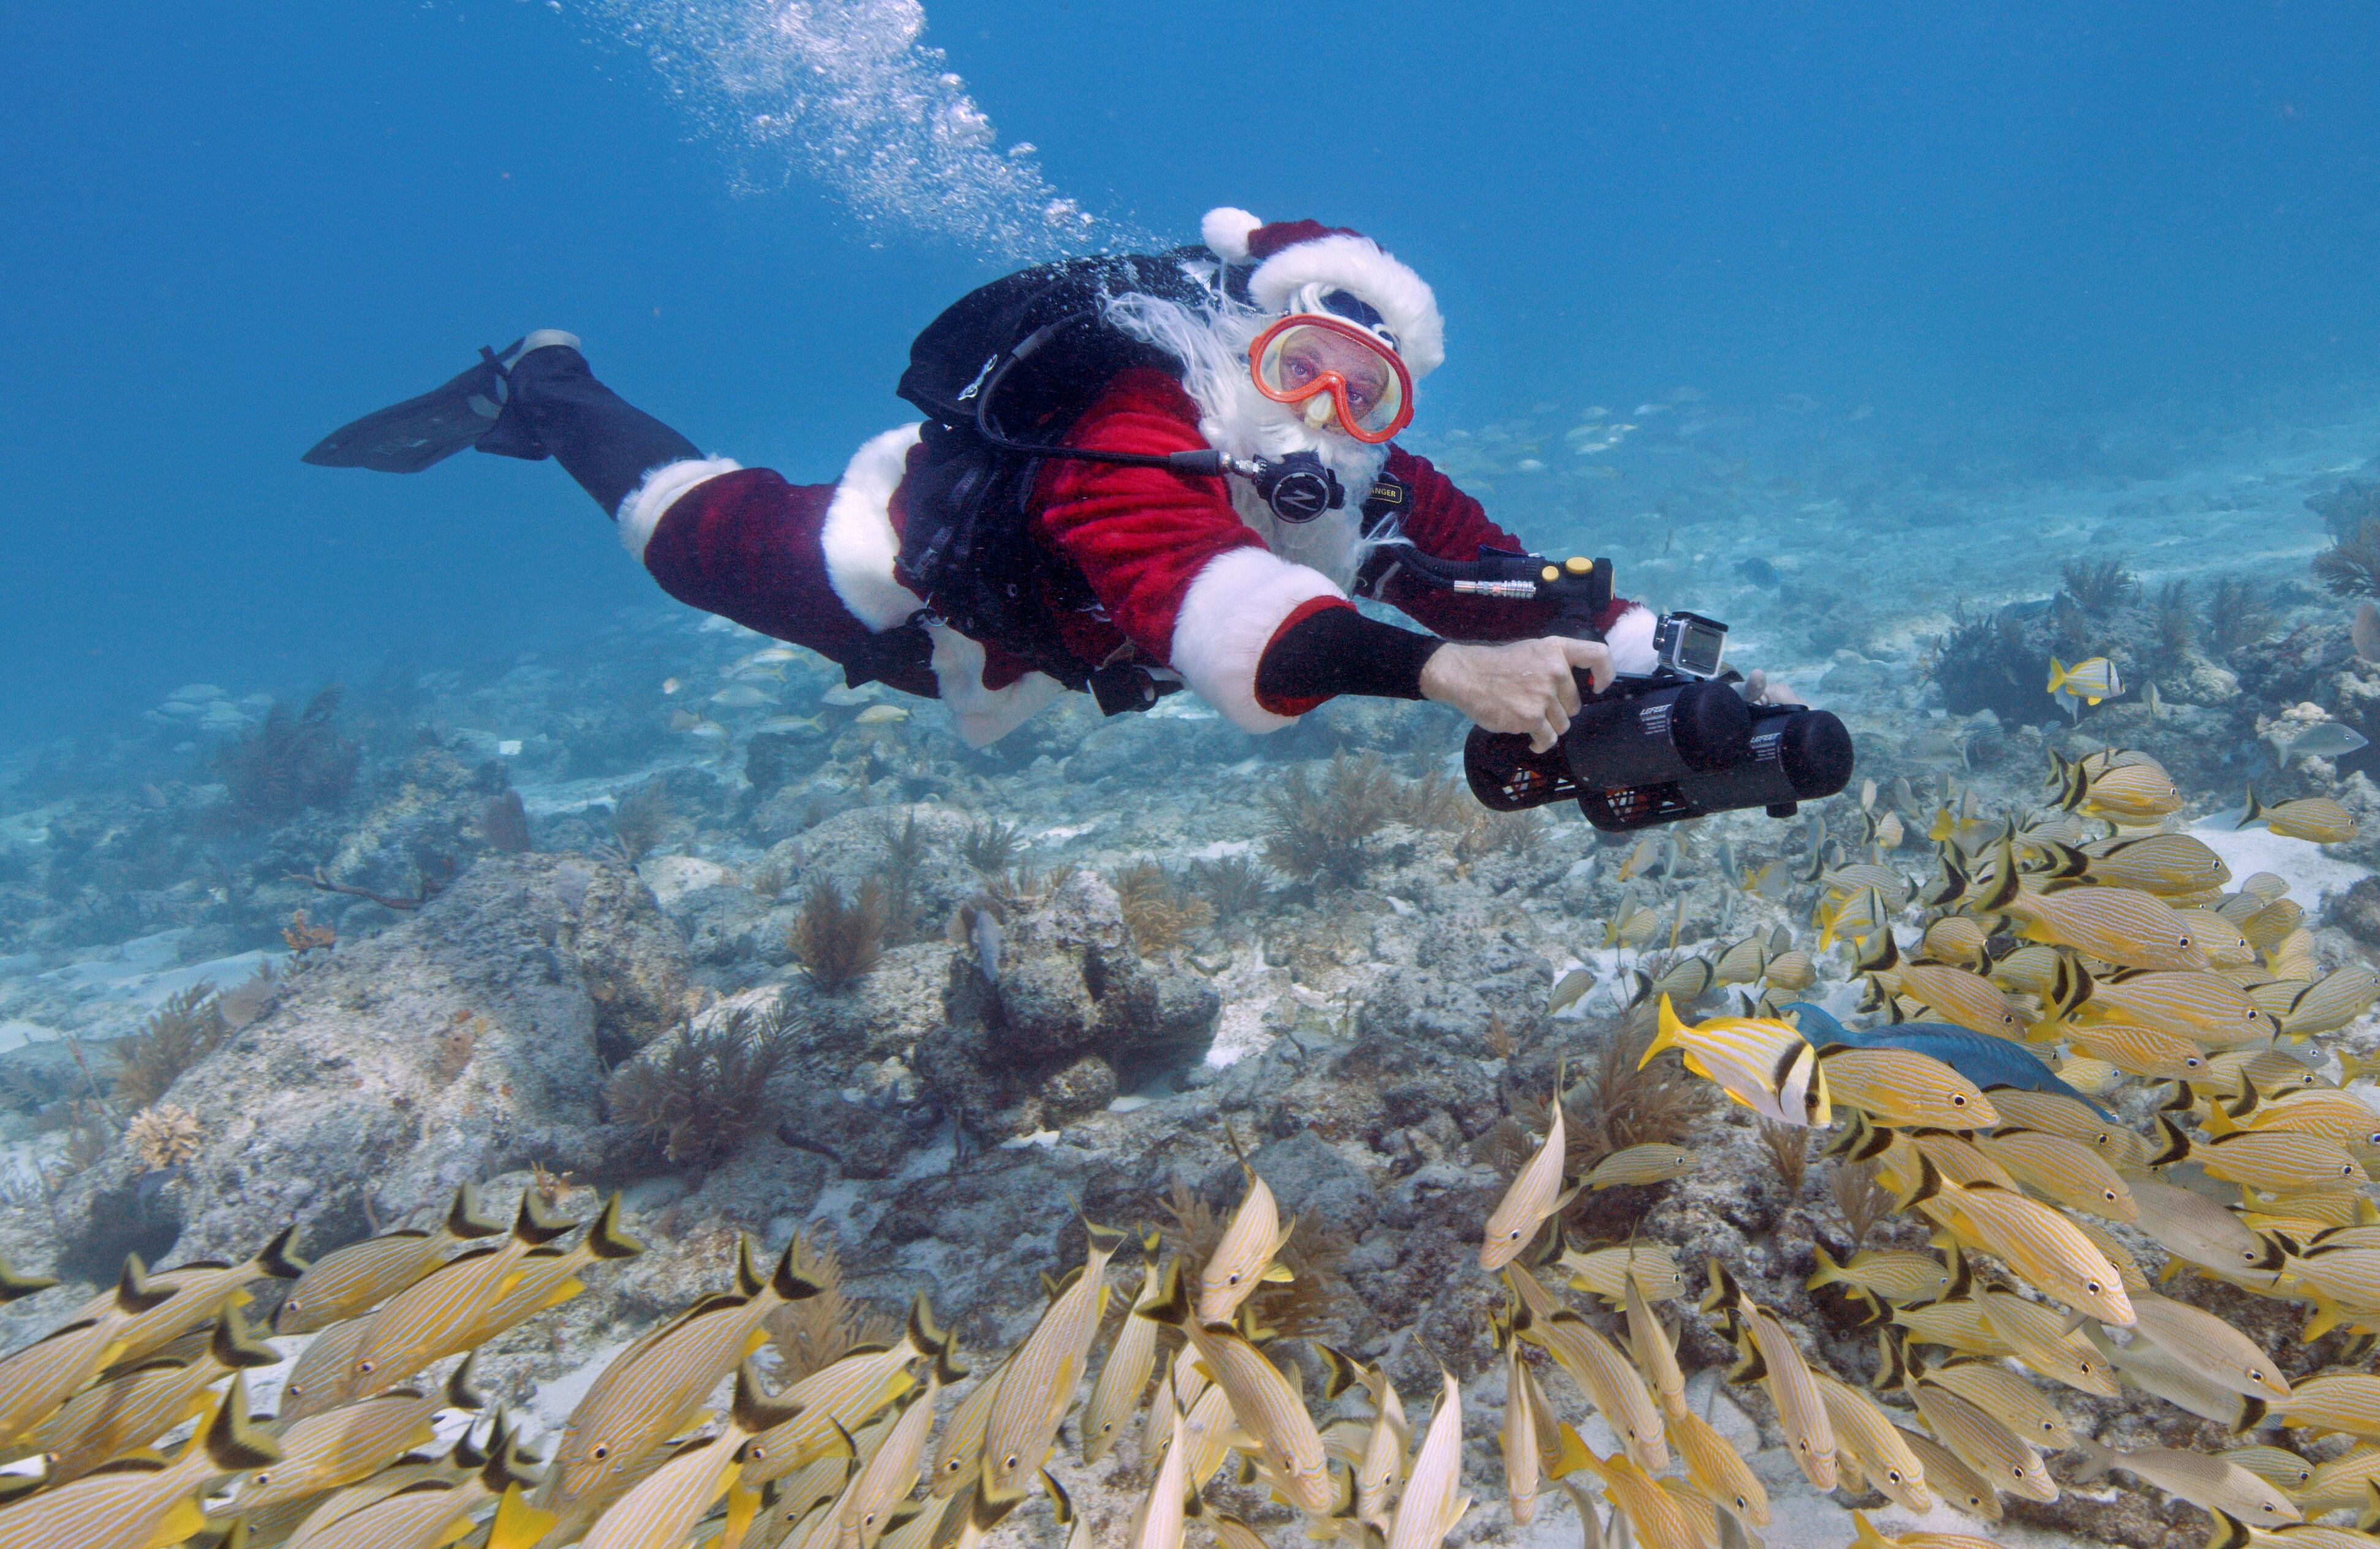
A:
[[2303, 1287, 2346, 1342], [115, 1254, 175, 1316], [906, 1291, 951, 1365], [735, 1233, 765, 1298], [213, 1306, 281, 1370], [446, 1182, 503, 1240], [1141, 1259, 1193, 1328], [730, 1358, 801, 1437], [2204, 1510, 2254, 1549], [202, 1373, 280, 1472], [583, 1194, 644, 1260], [1874, 1327, 1910, 1393], [1549, 1420, 1593, 1480], [2240, 785, 2265, 830], [2047, 658, 2070, 693], [1971, 838, 2023, 916], [1848, 1510, 1894, 1549], [512, 1188, 579, 1247], [2237, 1396, 2267, 1433], [0, 1252, 57, 1305], [445, 1350, 488, 1411], [487, 1484, 559, 1549], [2147, 1116, 2193, 1169], [2360, 1479, 2380, 1534], [1806, 1243, 1846, 1292], [1699, 1257, 1745, 1316], [1943, 1244, 1973, 1300], [1318, 1343, 1364, 1401], [2068, 1437, 2114, 1483], [1643, 996, 1685, 1069], [255, 1224, 309, 1281], [1854, 928, 1900, 978], [771, 1241, 828, 1306], [1894, 1153, 1946, 1213], [1084, 1219, 1130, 1259]]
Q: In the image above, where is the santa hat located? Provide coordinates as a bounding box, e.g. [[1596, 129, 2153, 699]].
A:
[[1201, 207, 1445, 379]]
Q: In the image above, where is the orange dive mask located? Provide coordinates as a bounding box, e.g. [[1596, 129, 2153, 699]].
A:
[[1247, 313, 1414, 444]]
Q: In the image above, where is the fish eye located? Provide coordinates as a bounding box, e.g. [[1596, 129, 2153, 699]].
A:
[[1227, 1272, 1242, 1285], [1951, 1094, 1968, 1107], [2087, 1280, 2102, 1293], [592, 1445, 608, 1460], [1005, 1453, 1020, 1469], [252, 1473, 270, 1487], [2104, 1189, 2120, 1202]]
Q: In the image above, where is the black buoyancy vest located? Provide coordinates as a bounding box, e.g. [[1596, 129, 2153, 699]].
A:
[[889, 250, 1220, 691]]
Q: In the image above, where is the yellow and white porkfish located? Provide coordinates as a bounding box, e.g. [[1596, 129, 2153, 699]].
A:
[[1642, 994, 1831, 1127]]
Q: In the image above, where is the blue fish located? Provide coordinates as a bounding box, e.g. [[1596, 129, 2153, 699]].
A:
[[1780, 1002, 2116, 1121]]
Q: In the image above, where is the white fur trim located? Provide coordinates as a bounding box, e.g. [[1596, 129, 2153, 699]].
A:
[[819, 424, 928, 631], [1606, 604, 1658, 676], [924, 623, 1068, 749], [1169, 547, 1346, 733], [1202, 206, 1262, 262], [618, 456, 741, 564], [1247, 232, 1445, 379]]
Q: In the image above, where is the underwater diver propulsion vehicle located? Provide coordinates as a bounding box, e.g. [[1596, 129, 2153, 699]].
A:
[[1410, 548, 1855, 831]]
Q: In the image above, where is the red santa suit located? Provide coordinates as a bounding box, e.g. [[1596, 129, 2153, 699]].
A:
[[613, 212, 1650, 746]]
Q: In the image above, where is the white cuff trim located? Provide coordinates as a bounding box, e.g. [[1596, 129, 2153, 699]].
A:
[[820, 424, 928, 631], [1606, 604, 1658, 676], [925, 623, 1069, 748], [618, 457, 741, 564], [1169, 547, 1345, 733]]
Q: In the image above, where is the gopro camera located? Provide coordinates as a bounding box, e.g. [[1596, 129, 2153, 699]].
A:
[[1654, 612, 1728, 680]]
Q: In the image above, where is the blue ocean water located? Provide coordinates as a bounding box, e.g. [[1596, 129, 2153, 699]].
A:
[[3, 2, 2378, 742]]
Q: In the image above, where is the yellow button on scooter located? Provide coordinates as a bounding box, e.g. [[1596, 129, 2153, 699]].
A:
[[1565, 556, 1594, 574]]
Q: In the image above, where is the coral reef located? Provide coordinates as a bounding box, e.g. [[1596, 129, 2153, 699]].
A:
[[1261, 751, 1399, 886], [2314, 517, 2380, 599], [208, 686, 360, 828], [110, 985, 232, 1111]]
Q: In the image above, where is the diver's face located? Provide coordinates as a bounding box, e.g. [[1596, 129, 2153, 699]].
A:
[[1272, 328, 1394, 428]]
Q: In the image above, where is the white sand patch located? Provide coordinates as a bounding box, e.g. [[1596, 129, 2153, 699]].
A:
[[2191, 814, 2372, 909]]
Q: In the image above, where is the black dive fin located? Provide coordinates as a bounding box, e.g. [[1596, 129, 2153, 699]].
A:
[[302, 343, 521, 473]]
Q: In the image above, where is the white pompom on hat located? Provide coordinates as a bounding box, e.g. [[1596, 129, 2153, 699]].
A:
[[1201, 207, 1446, 379]]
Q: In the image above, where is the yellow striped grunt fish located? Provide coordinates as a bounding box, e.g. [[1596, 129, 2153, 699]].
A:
[[1973, 838, 2209, 971], [37, 1308, 280, 1483], [1819, 1048, 1998, 1129], [1585, 1142, 1696, 1190], [0, 1372, 279, 1549], [578, 1365, 799, 1549], [1386, 1373, 1471, 1549], [1482, 1066, 1576, 1269], [1507, 1268, 1667, 1472], [979, 1221, 1126, 1502], [1812, 1371, 1931, 1513], [1139, 1260, 1334, 1514], [2239, 786, 2359, 844], [276, 1183, 502, 1335], [1081, 1240, 1165, 1463], [1974, 1127, 2135, 1220], [1199, 1134, 1296, 1323], [234, 1354, 486, 1510]]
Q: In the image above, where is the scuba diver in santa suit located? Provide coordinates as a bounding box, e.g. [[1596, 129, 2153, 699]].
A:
[[306, 209, 1799, 749]]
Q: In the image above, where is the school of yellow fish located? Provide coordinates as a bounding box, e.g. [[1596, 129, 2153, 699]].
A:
[[0, 741, 2376, 1549]]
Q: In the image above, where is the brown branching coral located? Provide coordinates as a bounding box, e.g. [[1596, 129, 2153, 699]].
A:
[[1563, 1020, 1713, 1173], [1389, 767, 1472, 831], [127, 1105, 202, 1171], [1830, 1157, 1893, 1248], [211, 686, 360, 827], [604, 1003, 796, 1167], [478, 790, 532, 854], [1155, 1175, 1351, 1342], [1457, 808, 1544, 860], [767, 1225, 905, 1383], [2058, 555, 2137, 613], [878, 811, 935, 943], [1262, 752, 1399, 887], [1187, 855, 1271, 921], [2151, 579, 2194, 662], [1759, 1119, 1810, 1199], [959, 817, 1024, 875], [2205, 576, 2276, 658], [113, 987, 233, 1111], [2314, 518, 2380, 600], [608, 779, 673, 865], [1110, 862, 1215, 953], [791, 879, 886, 993]]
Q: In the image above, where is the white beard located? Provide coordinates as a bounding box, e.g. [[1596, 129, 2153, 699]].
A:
[[1107, 292, 1392, 592]]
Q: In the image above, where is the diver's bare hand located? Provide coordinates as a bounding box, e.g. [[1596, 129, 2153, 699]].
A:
[[1740, 668, 1806, 707], [1421, 637, 1615, 752]]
